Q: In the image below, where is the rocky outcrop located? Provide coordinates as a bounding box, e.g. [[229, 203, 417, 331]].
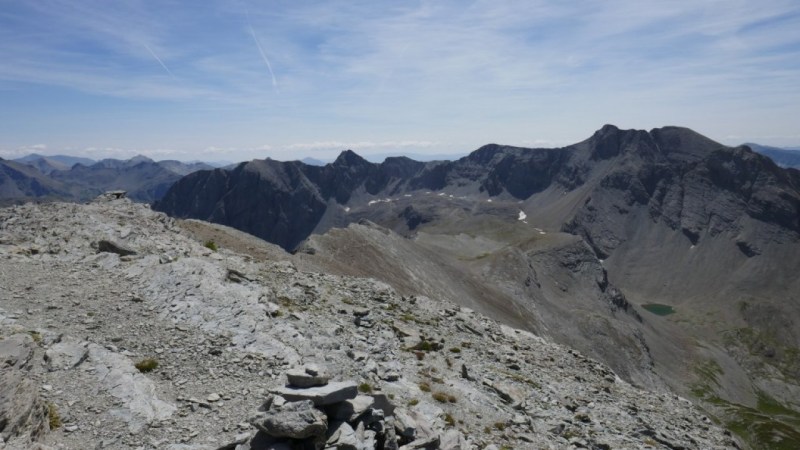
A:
[[0, 334, 50, 448]]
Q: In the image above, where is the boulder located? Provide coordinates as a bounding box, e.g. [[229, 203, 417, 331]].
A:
[[325, 421, 359, 450], [271, 381, 358, 406], [325, 395, 374, 422], [393, 409, 417, 440], [250, 400, 327, 439], [286, 364, 330, 388]]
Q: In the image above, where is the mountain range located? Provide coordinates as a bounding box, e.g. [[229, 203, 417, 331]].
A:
[[154, 125, 800, 448], [745, 143, 800, 169], [0, 155, 213, 205]]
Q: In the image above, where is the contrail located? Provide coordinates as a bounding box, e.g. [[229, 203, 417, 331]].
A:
[[143, 43, 175, 78], [248, 24, 279, 91]]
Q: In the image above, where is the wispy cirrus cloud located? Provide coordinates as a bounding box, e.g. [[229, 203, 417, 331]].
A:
[[1, 0, 800, 159]]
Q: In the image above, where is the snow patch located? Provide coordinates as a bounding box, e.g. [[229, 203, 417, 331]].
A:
[[367, 198, 393, 206]]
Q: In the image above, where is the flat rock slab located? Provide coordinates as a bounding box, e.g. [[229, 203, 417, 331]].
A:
[[326, 395, 374, 422], [271, 381, 358, 406], [250, 400, 327, 439], [286, 364, 330, 388]]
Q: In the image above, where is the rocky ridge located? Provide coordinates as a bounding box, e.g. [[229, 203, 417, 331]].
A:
[[0, 195, 737, 449]]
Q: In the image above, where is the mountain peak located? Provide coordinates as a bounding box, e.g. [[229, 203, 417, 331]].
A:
[[333, 149, 370, 167], [128, 154, 155, 165]]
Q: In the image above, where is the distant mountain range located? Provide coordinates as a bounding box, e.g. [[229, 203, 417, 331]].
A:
[[745, 142, 800, 168], [0, 154, 213, 205], [2, 141, 796, 207]]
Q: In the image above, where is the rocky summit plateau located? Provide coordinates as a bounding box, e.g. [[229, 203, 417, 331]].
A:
[[0, 191, 738, 449]]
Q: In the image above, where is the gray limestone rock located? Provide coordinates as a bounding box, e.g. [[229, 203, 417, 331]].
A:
[[393, 409, 417, 440], [0, 368, 49, 445], [325, 420, 358, 450], [44, 337, 88, 371], [0, 334, 35, 370], [325, 395, 374, 422], [87, 344, 176, 433], [271, 381, 358, 406], [250, 400, 327, 439], [382, 416, 399, 450], [440, 429, 467, 450], [286, 364, 331, 388]]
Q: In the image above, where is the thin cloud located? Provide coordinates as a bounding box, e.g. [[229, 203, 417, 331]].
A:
[[286, 140, 438, 151], [142, 42, 175, 78], [247, 19, 279, 92]]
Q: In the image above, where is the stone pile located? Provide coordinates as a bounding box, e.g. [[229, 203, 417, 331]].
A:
[[227, 364, 457, 450]]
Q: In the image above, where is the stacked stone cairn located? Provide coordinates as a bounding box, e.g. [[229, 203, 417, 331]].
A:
[[228, 364, 441, 450]]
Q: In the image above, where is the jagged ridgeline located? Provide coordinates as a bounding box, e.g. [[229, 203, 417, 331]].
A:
[[154, 125, 800, 448], [0, 194, 736, 449]]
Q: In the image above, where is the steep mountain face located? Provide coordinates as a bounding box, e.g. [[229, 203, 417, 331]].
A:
[[156, 160, 214, 176], [155, 125, 800, 448]]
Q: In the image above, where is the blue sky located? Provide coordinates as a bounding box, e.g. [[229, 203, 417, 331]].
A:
[[1, 0, 799, 162]]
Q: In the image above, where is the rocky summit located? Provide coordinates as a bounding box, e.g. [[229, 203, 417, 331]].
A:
[[0, 194, 738, 449]]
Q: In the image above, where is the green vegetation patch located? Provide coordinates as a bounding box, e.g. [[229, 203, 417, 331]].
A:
[[725, 394, 800, 450], [47, 402, 62, 429], [641, 303, 676, 316], [134, 358, 159, 373], [690, 359, 800, 450]]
